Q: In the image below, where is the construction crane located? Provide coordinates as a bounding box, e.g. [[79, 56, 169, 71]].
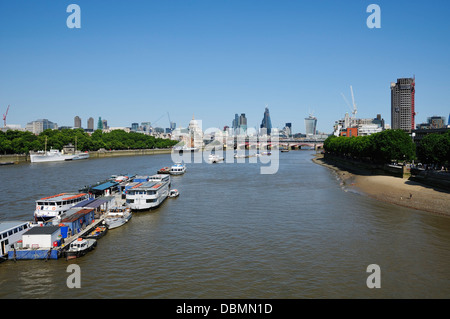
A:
[[350, 85, 357, 118], [3, 105, 10, 127], [340, 86, 357, 118], [152, 113, 166, 126]]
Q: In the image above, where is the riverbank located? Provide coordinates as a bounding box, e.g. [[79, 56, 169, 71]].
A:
[[0, 148, 173, 164], [312, 153, 450, 217]]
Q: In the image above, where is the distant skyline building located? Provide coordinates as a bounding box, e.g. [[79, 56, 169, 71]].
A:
[[131, 123, 139, 131], [238, 113, 247, 135], [416, 115, 447, 129], [87, 117, 94, 131], [284, 122, 292, 137], [232, 113, 239, 135], [97, 117, 103, 130], [305, 114, 317, 136], [260, 106, 272, 135], [74, 116, 81, 129], [141, 122, 151, 132], [25, 119, 58, 134], [391, 77, 416, 132]]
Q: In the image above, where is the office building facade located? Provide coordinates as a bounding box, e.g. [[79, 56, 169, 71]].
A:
[[305, 115, 317, 136], [260, 107, 272, 135], [391, 77, 416, 132]]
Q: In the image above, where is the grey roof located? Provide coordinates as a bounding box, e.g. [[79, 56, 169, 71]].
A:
[[0, 221, 30, 233], [23, 225, 60, 235]]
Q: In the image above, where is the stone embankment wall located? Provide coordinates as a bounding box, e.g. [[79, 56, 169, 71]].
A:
[[0, 148, 172, 164]]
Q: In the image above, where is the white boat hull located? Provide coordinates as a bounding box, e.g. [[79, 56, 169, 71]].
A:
[[127, 184, 169, 211], [105, 212, 132, 229], [30, 152, 89, 163]]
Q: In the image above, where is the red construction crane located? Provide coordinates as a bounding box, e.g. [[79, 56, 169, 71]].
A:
[[3, 105, 10, 127]]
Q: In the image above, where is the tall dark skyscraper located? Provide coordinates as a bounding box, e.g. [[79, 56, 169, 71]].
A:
[[239, 113, 247, 135], [232, 113, 239, 134], [97, 117, 103, 130], [391, 77, 416, 132], [260, 107, 272, 135]]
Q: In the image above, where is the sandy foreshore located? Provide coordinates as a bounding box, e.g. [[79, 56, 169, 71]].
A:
[[312, 153, 450, 217]]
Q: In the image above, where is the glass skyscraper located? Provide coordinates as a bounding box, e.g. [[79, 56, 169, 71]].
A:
[[305, 115, 317, 136], [260, 107, 272, 135]]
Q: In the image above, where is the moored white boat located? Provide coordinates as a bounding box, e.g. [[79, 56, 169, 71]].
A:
[[0, 221, 34, 262], [169, 189, 179, 198], [30, 149, 89, 163], [104, 206, 132, 229], [125, 175, 170, 210], [34, 193, 89, 223], [169, 163, 186, 175], [65, 237, 97, 260], [208, 154, 224, 163]]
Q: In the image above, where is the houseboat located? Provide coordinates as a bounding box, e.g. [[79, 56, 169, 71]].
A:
[[125, 175, 170, 211], [0, 221, 33, 262], [34, 193, 89, 223]]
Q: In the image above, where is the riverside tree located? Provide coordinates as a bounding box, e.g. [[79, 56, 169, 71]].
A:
[[0, 129, 177, 155], [324, 129, 416, 164]]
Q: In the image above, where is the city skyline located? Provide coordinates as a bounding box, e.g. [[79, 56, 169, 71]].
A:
[[1, 1, 449, 133]]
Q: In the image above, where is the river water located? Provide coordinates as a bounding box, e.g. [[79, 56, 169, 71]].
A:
[[0, 150, 449, 299]]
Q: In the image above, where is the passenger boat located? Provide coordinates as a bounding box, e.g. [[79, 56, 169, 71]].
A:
[[208, 154, 224, 163], [65, 237, 97, 260], [157, 167, 170, 174], [172, 146, 199, 153], [0, 221, 34, 262], [34, 193, 89, 223], [30, 149, 89, 163], [30, 138, 89, 163], [104, 206, 132, 229], [81, 226, 108, 240], [169, 163, 186, 175], [125, 175, 170, 211], [169, 189, 179, 198]]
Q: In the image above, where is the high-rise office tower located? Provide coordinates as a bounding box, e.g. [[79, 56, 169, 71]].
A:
[[87, 117, 94, 131], [239, 113, 247, 135], [391, 77, 416, 132], [74, 116, 82, 128], [232, 113, 239, 135], [260, 107, 272, 135], [284, 123, 292, 137], [97, 117, 103, 130], [305, 114, 317, 136]]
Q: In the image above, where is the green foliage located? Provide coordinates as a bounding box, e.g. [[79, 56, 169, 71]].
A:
[[324, 129, 416, 163], [0, 129, 178, 155], [416, 130, 450, 165]]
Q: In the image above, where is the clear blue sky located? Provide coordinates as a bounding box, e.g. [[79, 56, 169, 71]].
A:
[[1, 0, 449, 134]]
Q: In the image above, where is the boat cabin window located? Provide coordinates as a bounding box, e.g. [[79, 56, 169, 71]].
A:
[[1, 232, 6, 239], [126, 199, 134, 204], [49, 202, 56, 206], [146, 199, 157, 203]]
